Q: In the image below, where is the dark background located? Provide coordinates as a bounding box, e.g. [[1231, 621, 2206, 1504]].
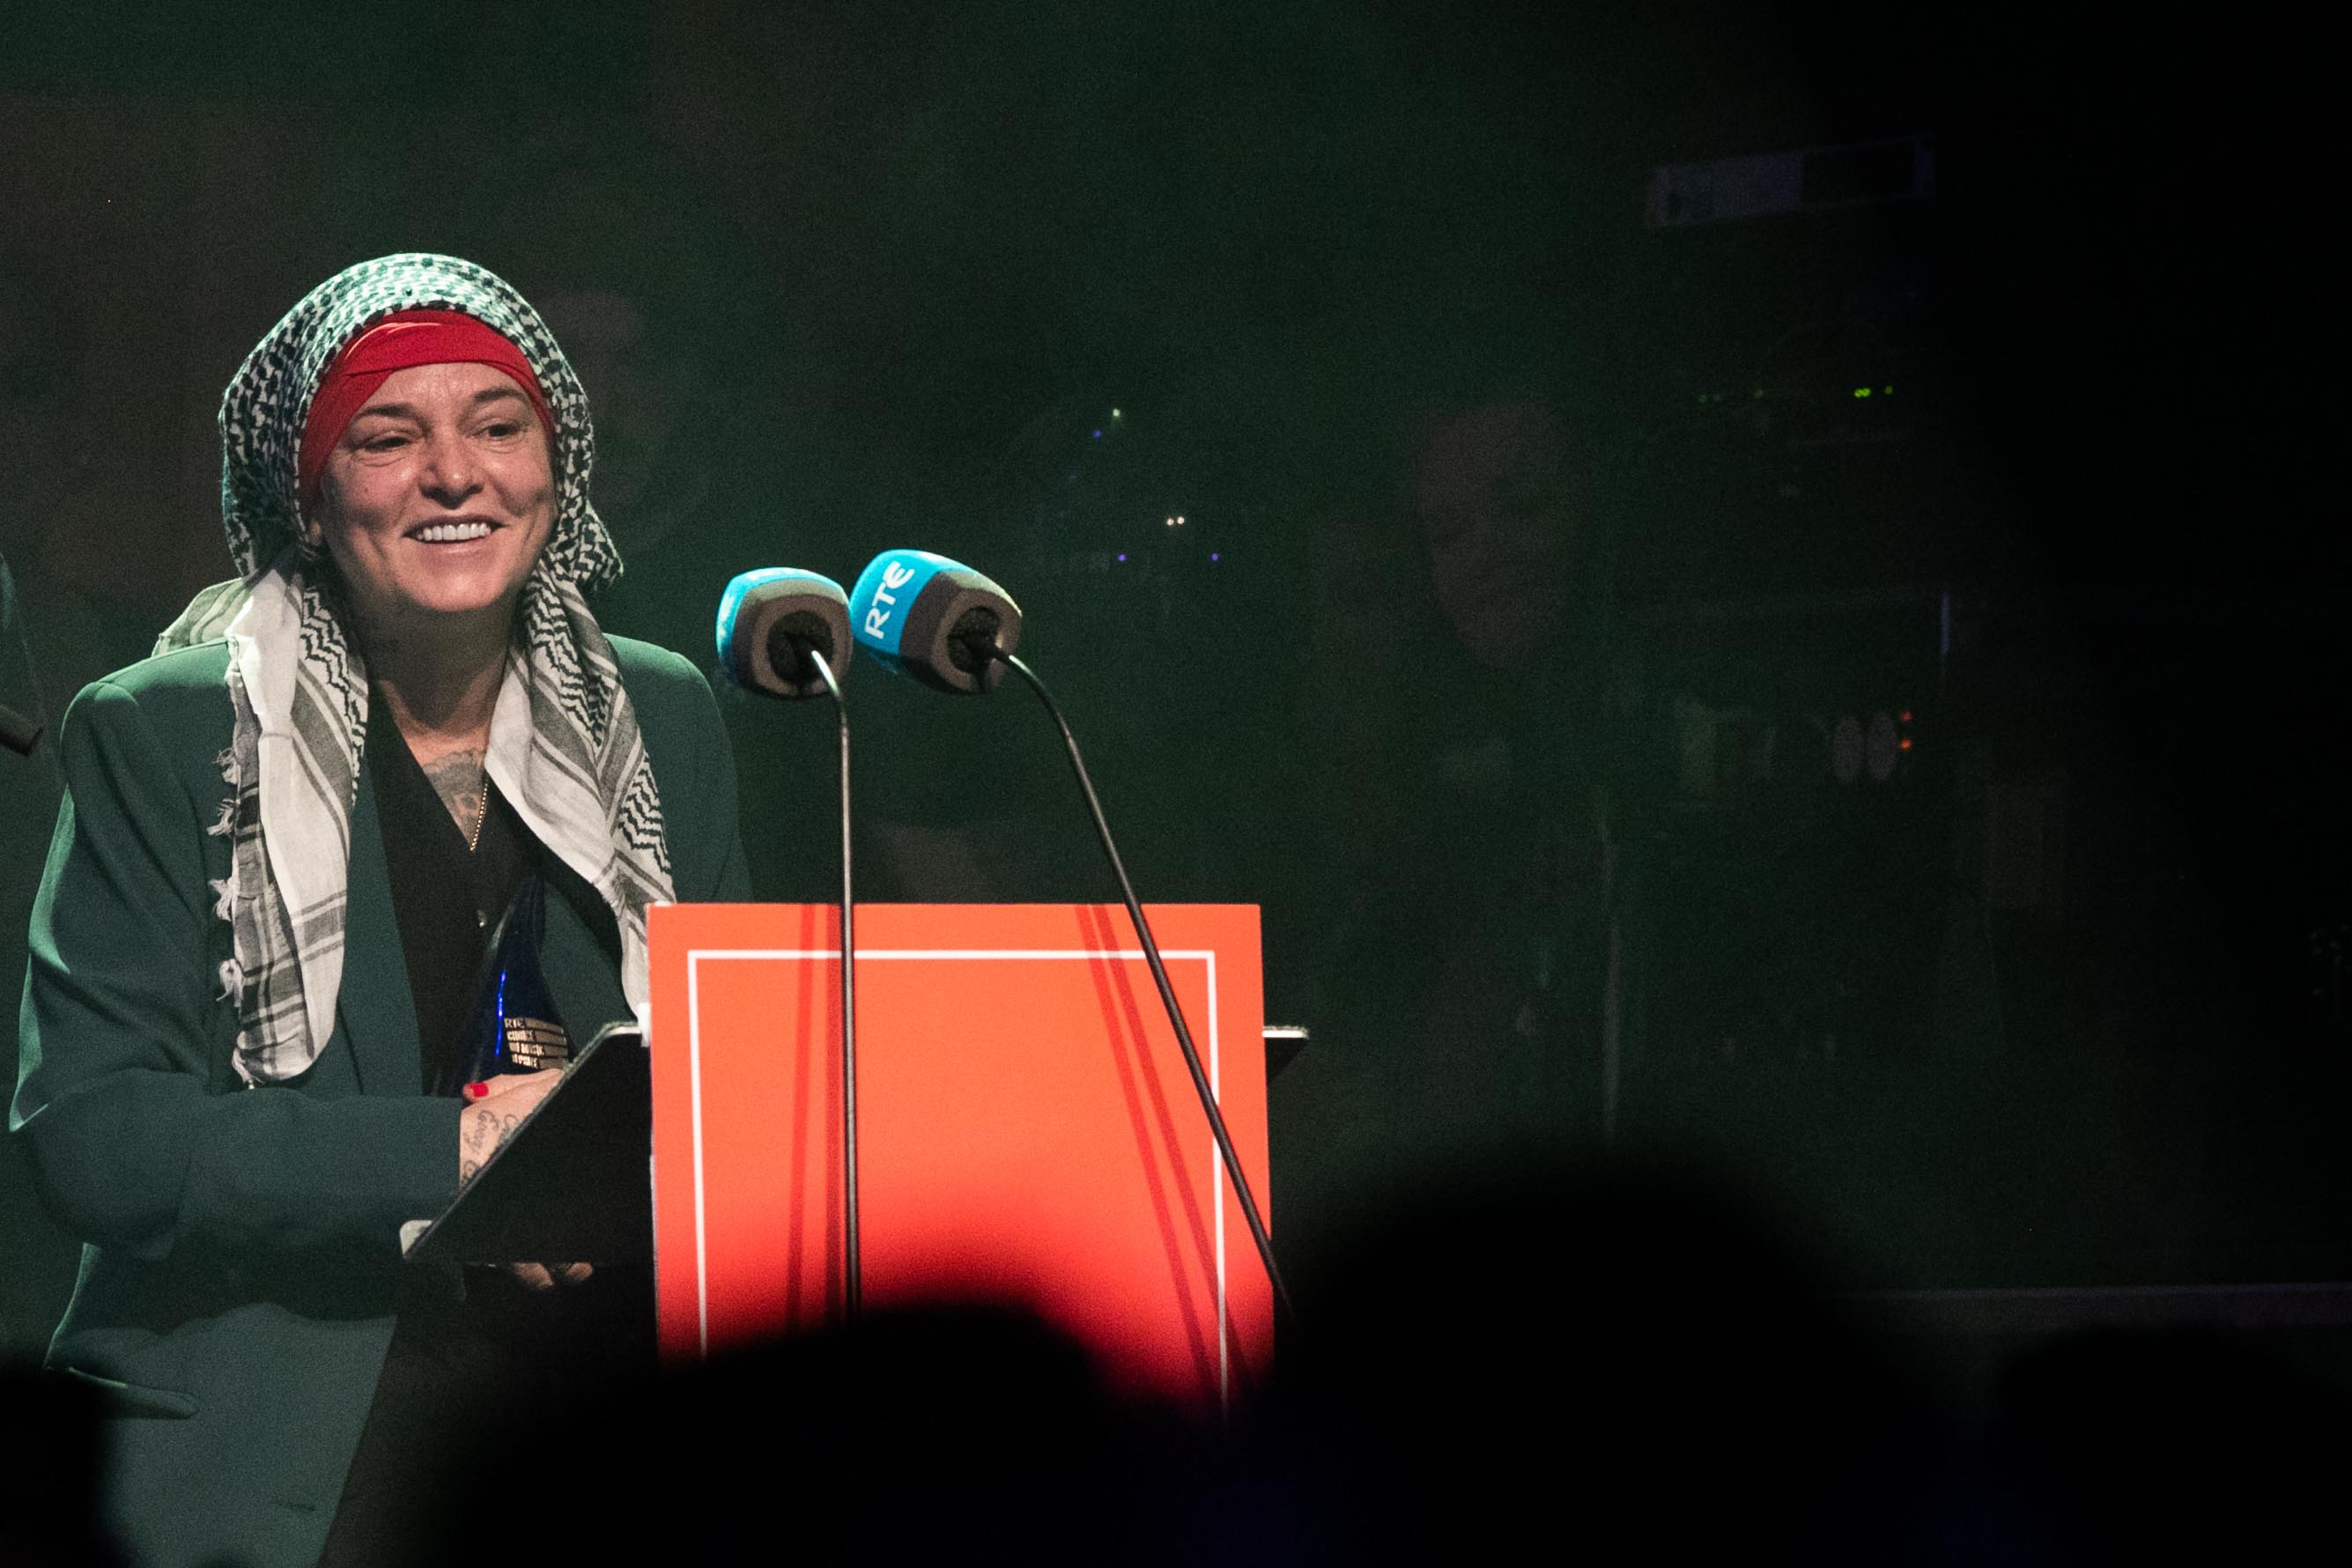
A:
[[2, 0, 2338, 1357]]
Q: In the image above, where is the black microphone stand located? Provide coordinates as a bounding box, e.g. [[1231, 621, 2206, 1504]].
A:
[[802, 643, 862, 1319], [981, 642, 1297, 1325]]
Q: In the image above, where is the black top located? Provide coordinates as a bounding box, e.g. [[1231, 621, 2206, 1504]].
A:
[[364, 691, 533, 1092], [319, 695, 649, 1566]]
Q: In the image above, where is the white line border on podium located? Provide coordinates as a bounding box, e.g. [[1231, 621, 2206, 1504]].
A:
[[683, 947, 1228, 1405]]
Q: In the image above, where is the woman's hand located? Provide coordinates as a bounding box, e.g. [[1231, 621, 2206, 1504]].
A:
[[505, 1261, 593, 1291], [458, 1070, 558, 1182], [457, 1071, 594, 1288]]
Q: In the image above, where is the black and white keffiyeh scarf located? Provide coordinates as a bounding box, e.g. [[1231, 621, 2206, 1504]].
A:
[[159, 253, 674, 1086]]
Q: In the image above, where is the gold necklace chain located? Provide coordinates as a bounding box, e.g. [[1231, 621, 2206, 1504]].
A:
[[467, 769, 489, 854]]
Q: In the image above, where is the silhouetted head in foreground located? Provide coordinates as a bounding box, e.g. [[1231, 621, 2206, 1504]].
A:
[[1986, 1323, 2352, 1566], [420, 1305, 1201, 1565], [1232, 1154, 1922, 1564], [414, 1159, 2352, 1564]]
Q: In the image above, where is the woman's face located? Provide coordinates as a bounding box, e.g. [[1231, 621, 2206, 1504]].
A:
[[313, 360, 556, 637]]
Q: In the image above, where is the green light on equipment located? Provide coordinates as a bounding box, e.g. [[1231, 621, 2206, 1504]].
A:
[[1111, 409, 1122, 418], [1853, 388, 1871, 399], [1882, 386, 1894, 396]]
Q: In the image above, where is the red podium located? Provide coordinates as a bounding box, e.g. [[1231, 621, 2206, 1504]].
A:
[[646, 902, 1273, 1412]]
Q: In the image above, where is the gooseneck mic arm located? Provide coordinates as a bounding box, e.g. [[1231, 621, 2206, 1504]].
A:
[[846, 548, 1294, 1323], [714, 567, 862, 1321], [800, 641, 862, 1320], [980, 639, 1297, 1326]]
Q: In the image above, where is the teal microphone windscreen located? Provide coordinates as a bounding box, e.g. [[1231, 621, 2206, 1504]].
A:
[[847, 549, 1023, 695], [715, 567, 852, 699]]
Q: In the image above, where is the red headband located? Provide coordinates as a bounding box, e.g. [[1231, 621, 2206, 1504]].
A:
[[297, 308, 556, 512]]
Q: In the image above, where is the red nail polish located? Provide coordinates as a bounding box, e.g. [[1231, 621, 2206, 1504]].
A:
[[463, 1083, 486, 1100]]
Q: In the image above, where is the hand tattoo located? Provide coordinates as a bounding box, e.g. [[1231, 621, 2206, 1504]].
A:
[[422, 748, 486, 844], [458, 1105, 522, 1184]]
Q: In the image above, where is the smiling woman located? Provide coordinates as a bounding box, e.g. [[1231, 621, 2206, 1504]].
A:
[[10, 255, 749, 1568], [303, 310, 558, 652], [304, 332, 565, 846], [322, 364, 554, 619]]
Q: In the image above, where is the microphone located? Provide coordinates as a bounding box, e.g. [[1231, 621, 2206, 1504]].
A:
[[714, 567, 852, 700], [713, 565, 866, 1319], [845, 548, 1295, 1324], [847, 549, 1022, 695]]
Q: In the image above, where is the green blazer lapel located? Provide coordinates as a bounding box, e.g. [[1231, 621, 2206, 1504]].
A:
[[338, 768, 425, 1096]]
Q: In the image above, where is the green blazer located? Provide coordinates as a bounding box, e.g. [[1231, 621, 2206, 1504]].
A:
[[11, 635, 749, 1568]]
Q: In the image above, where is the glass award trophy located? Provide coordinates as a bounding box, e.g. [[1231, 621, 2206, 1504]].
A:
[[440, 872, 573, 1094]]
